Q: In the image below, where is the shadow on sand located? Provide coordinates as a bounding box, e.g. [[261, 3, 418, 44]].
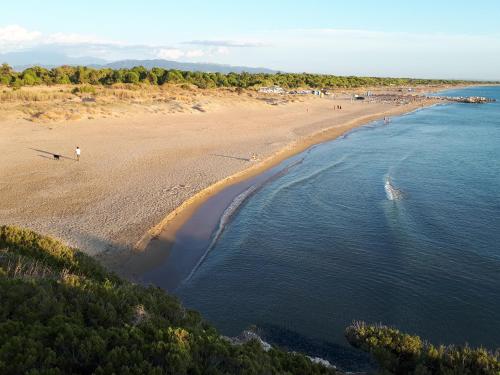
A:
[[211, 154, 250, 162], [29, 148, 77, 161]]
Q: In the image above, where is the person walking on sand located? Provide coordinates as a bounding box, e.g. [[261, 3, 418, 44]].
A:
[[75, 146, 81, 161]]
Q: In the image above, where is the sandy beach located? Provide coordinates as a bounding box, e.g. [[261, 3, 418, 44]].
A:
[[0, 85, 447, 278]]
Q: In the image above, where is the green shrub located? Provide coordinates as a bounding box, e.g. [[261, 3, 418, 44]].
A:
[[71, 85, 96, 95], [22, 72, 37, 85], [123, 71, 140, 84], [0, 225, 111, 283], [345, 321, 499, 374], [0, 226, 336, 375]]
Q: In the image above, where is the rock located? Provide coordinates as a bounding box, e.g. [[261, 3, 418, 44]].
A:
[[222, 330, 272, 352], [307, 356, 337, 369], [224, 330, 341, 371]]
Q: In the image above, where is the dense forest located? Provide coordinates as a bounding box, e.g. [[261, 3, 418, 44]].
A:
[[0, 63, 488, 90], [1, 225, 498, 374]]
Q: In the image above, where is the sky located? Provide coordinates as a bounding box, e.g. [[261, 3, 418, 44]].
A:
[[1, 0, 500, 79]]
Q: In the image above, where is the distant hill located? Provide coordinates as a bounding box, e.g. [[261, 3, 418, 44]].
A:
[[1, 50, 108, 71], [0, 50, 277, 74], [97, 59, 277, 74]]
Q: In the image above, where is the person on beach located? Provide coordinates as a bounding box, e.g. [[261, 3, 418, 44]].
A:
[[75, 146, 81, 161]]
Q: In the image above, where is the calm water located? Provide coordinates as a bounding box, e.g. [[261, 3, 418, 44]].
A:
[[176, 87, 500, 370]]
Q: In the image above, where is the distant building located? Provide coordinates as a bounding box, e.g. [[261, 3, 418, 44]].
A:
[[289, 89, 313, 95], [259, 85, 286, 94]]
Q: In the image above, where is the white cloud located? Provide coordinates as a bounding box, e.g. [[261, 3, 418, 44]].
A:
[[156, 48, 207, 60], [1, 24, 499, 79], [184, 39, 266, 48], [156, 48, 185, 60], [185, 49, 204, 58], [45, 32, 119, 45], [0, 24, 123, 53], [0, 24, 255, 63], [215, 47, 229, 55], [0, 25, 41, 46], [0, 25, 221, 63]]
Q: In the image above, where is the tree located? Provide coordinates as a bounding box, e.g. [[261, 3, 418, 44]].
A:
[[123, 71, 139, 84], [1, 63, 13, 75], [72, 67, 89, 84], [146, 71, 158, 85], [0, 63, 486, 89], [0, 64, 13, 85], [165, 70, 184, 84], [152, 68, 167, 84], [111, 69, 124, 84], [22, 72, 37, 85]]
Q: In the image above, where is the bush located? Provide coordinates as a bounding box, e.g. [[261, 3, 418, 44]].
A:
[[22, 72, 37, 85], [71, 85, 96, 95], [345, 321, 499, 374], [123, 71, 140, 84], [0, 226, 336, 375]]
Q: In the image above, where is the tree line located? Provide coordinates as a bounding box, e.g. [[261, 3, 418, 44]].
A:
[[0, 63, 484, 90]]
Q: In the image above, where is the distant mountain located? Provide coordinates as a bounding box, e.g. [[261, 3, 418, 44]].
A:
[[97, 59, 277, 74], [1, 50, 277, 74], [1, 50, 108, 71]]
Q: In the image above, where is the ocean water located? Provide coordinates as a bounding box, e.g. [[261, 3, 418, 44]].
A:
[[175, 87, 500, 370]]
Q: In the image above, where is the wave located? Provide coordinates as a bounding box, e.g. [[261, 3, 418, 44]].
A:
[[183, 157, 305, 284], [384, 176, 404, 201], [267, 154, 350, 200], [184, 184, 258, 284]]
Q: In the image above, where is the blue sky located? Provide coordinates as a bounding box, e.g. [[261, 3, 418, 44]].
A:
[[1, 0, 500, 79]]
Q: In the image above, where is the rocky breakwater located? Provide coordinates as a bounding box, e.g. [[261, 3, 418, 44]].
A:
[[435, 95, 496, 103]]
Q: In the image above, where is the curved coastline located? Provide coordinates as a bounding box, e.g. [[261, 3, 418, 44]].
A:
[[137, 102, 435, 249], [128, 98, 443, 284]]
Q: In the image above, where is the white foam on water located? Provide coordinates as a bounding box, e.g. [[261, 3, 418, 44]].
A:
[[385, 176, 404, 201], [184, 158, 305, 284], [184, 184, 258, 284]]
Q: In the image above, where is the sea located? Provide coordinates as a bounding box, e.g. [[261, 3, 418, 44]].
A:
[[170, 86, 499, 371]]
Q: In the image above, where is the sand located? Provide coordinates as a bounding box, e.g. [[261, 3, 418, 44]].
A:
[[0, 85, 450, 278]]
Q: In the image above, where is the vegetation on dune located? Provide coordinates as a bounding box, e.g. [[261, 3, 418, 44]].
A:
[[0, 225, 336, 375], [345, 321, 499, 375], [1, 225, 498, 374], [0, 63, 489, 90]]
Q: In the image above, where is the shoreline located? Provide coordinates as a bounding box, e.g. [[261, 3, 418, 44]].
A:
[[3, 83, 488, 280], [126, 97, 443, 283]]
